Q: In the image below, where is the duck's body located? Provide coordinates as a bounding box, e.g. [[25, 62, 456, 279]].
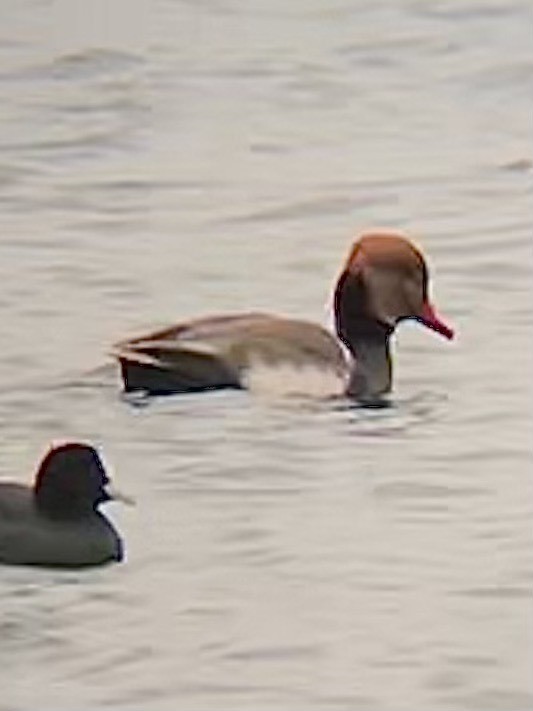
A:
[[0, 484, 121, 567], [114, 233, 454, 401], [0, 444, 126, 568], [116, 312, 348, 396]]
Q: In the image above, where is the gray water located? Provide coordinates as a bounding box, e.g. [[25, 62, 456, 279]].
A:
[[0, 1, 532, 709]]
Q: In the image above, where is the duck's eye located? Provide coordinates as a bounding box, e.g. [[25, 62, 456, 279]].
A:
[[407, 270, 425, 294], [403, 277, 425, 312]]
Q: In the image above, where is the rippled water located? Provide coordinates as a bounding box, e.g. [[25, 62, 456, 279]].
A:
[[1, 1, 532, 709]]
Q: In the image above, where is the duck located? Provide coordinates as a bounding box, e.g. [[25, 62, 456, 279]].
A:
[[0, 443, 129, 568], [113, 232, 454, 402]]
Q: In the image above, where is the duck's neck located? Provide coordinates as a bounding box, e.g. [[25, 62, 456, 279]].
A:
[[334, 270, 394, 401], [35, 492, 95, 520], [345, 330, 392, 400]]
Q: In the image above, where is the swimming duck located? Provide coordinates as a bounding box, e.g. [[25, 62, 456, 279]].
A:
[[114, 232, 454, 401], [0, 443, 128, 567]]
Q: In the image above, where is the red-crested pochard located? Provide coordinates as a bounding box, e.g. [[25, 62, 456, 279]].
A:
[[0, 443, 129, 567], [113, 232, 454, 402]]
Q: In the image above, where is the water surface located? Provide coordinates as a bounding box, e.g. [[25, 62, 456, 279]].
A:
[[0, 1, 531, 709]]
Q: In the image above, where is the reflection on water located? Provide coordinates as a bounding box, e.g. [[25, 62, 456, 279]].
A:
[[1, 0, 532, 709]]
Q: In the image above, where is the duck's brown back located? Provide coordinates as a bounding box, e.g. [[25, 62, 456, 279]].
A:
[[114, 312, 347, 395]]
